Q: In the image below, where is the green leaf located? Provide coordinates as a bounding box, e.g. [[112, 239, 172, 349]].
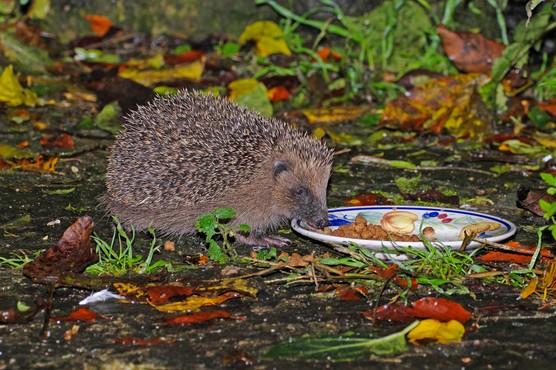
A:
[[207, 241, 227, 264], [318, 257, 366, 268], [540, 199, 556, 219], [236, 224, 251, 232], [540, 173, 556, 186], [261, 321, 418, 362], [212, 207, 236, 220], [195, 214, 217, 237]]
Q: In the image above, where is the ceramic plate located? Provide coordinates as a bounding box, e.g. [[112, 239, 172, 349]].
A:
[[292, 206, 516, 252]]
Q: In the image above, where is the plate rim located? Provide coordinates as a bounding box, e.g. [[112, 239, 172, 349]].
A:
[[291, 205, 517, 249]]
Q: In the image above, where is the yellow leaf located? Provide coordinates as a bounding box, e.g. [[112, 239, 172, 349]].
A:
[[197, 278, 258, 298], [533, 132, 556, 149], [150, 291, 241, 313], [118, 60, 204, 86], [238, 21, 291, 57], [302, 106, 368, 124], [0, 65, 38, 107], [520, 276, 538, 299], [407, 319, 465, 345], [228, 78, 263, 100]]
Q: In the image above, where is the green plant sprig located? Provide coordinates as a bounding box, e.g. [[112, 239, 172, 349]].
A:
[[195, 207, 251, 264]]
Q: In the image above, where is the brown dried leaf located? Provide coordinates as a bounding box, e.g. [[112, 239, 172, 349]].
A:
[[437, 24, 506, 74], [22, 216, 98, 283]]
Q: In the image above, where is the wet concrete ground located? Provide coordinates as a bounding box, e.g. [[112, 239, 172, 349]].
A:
[[1, 101, 555, 369]]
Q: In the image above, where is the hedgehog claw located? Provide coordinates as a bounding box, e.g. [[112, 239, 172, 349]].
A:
[[235, 234, 290, 247]]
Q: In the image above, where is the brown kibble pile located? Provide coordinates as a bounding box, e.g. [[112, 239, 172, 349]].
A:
[[322, 215, 420, 242]]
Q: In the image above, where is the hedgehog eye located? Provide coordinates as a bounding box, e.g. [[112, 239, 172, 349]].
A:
[[293, 186, 308, 198]]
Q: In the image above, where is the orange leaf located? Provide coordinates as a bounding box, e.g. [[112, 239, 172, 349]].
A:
[[344, 192, 394, 206], [40, 133, 75, 149], [267, 86, 291, 102], [315, 47, 342, 62], [85, 15, 113, 37], [164, 50, 204, 65], [437, 24, 505, 74], [479, 251, 533, 264], [537, 98, 556, 116], [163, 310, 246, 325], [51, 307, 108, 323], [520, 276, 538, 299]]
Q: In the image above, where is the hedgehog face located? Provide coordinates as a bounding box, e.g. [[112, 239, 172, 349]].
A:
[[272, 159, 331, 229]]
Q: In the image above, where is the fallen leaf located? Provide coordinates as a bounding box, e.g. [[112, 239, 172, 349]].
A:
[[410, 297, 472, 323], [85, 15, 113, 37], [40, 133, 75, 149], [163, 310, 246, 325], [302, 106, 368, 124], [4, 154, 59, 174], [267, 86, 291, 102], [22, 216, 98, 283], [537, 98, 556, 116], [345, 192, 394, 206], [516, 184, 556, 216], [0, 65, 38, 107], [336, 286, 367, 301], [520, 276, 538, 299], [437, 24, 506, 73], [381, 74, 491, 138], [150, 291, 242, 313], [164, 50, 204, 65], [51, 307, 108, 323], [315, 47, 342, 62], [407, 319, 465, 345], [118, 60, 204, 86], [238, 21, 291, 57], [372, 297, 472, 323]]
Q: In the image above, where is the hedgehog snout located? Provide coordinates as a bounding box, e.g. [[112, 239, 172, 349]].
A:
[[306, 209, 329, 229]]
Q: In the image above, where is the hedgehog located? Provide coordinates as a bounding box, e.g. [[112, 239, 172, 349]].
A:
[[103, 90, 334, 246]]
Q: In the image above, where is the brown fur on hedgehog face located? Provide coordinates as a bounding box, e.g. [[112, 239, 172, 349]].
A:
[[270, 152, 331, 229]]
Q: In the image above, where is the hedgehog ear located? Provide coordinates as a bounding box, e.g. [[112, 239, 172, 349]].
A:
[[273, 160, 290, 179]]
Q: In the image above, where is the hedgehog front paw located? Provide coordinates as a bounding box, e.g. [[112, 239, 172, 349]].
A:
[[235, 233, 290, 247]]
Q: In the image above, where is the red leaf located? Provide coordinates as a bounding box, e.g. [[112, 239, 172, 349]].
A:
[[145, 285, 197, 305], [370, 304, 414, 322], [51, 307, 108, 323], [370, 298, 472, 323], [538, 98, 556, 116], [163, 310, 246, 325], [164, 50, 204, 65], [336, 286, 367, 301], [410, 297, 472, 323]]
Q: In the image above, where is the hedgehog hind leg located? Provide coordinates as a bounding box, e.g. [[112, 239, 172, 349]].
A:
[[234, 233, 290, 247]]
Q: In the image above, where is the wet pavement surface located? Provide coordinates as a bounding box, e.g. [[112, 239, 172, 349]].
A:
[[1, 101, 555, 369]]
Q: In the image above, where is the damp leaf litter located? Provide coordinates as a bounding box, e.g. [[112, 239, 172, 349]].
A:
[[0, 1, 556, 369]]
